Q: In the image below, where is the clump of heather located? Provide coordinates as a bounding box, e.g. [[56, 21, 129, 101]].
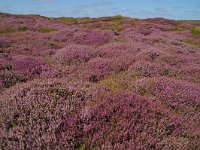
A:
[[176, 64, 200, 83], [152, 78, 200, 112], [0, 71, 27, 91], [134, 23, 162, 36], [86, 55, 134, 82], [86, 57, 113, 81], [39, 65, 61, 78], [11, 55, 45, 78], [110, 55, 134, 72], [134, 77, 200, 139], [135, 48, 166, 63], [58, 93, 188, 149], [73, 29, 113, 46], [129, 61, 171, 77], [50, 28, 77, 43], [0, 58, 11, 71], [95, 42, 137, 58], [132, 77, 200, 114], [0, 79, 92, 149], [53, 44, 95, 65]]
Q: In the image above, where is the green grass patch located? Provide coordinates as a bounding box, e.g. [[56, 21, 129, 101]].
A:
[[99, 72, 138, 92], [191, 28, 200, 36], [38, 27, 57, 33], [0, 28, 16, 34], [99, 73, 128, 92], [100, 75, 122, 91]]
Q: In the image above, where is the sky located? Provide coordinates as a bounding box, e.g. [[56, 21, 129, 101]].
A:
[[0, 0, 200, 20]]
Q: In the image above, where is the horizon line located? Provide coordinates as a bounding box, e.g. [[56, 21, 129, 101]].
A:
[[1, 11, 200, 21]]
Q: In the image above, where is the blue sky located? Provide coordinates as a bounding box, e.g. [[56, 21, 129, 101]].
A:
[[0, 0, 200, 20]]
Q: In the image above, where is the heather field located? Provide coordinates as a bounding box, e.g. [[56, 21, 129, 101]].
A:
[[0, 13, 200, 149]]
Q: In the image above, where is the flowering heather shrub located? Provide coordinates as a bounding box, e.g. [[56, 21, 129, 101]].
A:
[[0, 79, 92, 149], [110, 55, 135, 72], [11, 55, 45, 77], [95, 42, 137, 58], [73, 29, 113, 46], [86, 56, 133, 82], [168, 40, 200, 55], [153, 78, 200, 112], [0, 37, 15, 53], [53, 44, 95, 65], [0, 36, 56, 56], [0, 57, 11, 71], [129, 61, 171, 77], [135, 48, 167, 63], [133, 20, 177, 36], [40, 64, 80, 79], [144, 32, 189, 47], [161, 55, 192, 68], [87, 57, 114, 81], [39, 65, 61, 78], [175, 64, 200, 83], [0, 55, 28, 90], [133, 77, 200, 113], [57, 93, 189, 149], [50, 28, 76, 43], [0, 14, 64, 32], [0, 71, 27, 91], [134, 24, 159, 36]]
